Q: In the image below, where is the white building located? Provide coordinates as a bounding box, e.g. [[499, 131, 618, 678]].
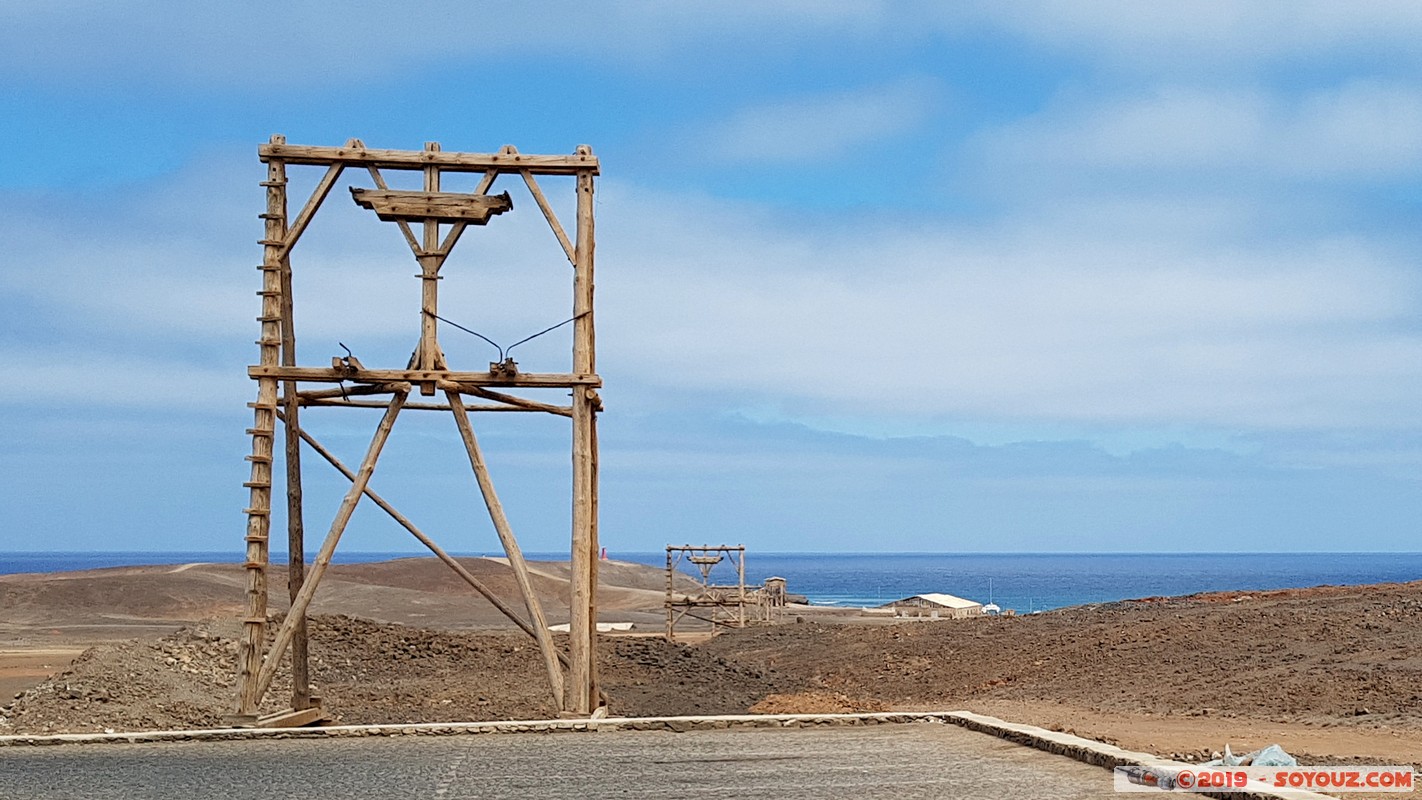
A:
[[879, 593, 984, 619]]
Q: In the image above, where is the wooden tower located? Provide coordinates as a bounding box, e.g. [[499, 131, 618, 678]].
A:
[[232, 136, 602, 725]]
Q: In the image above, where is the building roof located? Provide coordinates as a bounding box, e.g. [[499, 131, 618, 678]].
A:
[[893, 593, 983, 609]]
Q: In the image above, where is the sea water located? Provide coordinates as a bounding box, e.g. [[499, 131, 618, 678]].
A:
[[3, 551, 1420, 613]]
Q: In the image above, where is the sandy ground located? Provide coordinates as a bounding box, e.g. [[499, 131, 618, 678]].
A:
[[2, 558, 1420, 776], [0, 650, 86, 702]]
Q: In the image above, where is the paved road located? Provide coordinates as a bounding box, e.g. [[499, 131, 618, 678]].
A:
[[0, 724, 1119, 799]]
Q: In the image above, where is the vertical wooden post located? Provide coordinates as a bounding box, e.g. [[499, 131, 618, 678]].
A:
[[417, 141, 443, 387], [446, 390, 565, 710], [236, 135, 287, 717], [737, 545, 746, 628], [278, 199, 310, 711], [665, 546, 675, 641], [566, 149, 598, 714]]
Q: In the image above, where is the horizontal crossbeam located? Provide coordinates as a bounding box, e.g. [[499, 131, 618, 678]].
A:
[[249, 366, 600, 388], [261, 143, 599, 175]]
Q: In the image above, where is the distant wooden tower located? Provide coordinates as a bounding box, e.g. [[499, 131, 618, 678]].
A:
[[232, 137, 602, 725]]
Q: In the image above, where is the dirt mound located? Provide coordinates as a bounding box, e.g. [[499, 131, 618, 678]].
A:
[[0, 558, 673, 636], [700, 585, 1422, 727], [749, 691, 888, 715], [0, 615, 781, 734], [599, 637, 782, 717]]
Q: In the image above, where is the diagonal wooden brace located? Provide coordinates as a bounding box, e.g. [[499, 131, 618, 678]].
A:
[[447, 389, 566, 710], [253, 389, 407, 704]]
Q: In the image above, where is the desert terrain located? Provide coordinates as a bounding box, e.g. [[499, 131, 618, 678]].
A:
[[2, 557, 1420, 773]]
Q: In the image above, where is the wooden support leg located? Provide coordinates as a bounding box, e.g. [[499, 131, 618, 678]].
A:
[[279, 245, 311, 711], [281, 394, 311, 710], [253, 389, 407, 705], [568, 386, 597, 713], [568, 158, 599, 716], [446, 389, 565, 711]]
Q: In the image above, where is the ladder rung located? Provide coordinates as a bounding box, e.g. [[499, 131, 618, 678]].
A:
[[258, 213, 284, 220], [242, 617, 267, 624], [258, 239, 284, 247], [245, 455, 273, 463], [256, 315, 282, 322], [260, 180, 287, 187], [248, 402, 278, 410], [245, 428, 273, 436], [256, 290, 281, 296], [243, 480, 272, 489], [243, 508, 271, 516]]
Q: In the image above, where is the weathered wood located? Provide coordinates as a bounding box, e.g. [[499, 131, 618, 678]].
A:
[[430, 169, 498, 257], [237, 137, 287, 716], [588, 408, 601, 696], [277, 157, 347, 260], [447, 390, 565, 711], [276, 158, 312, 712], [261, 142, 600, 175], [566, 150, 599, 714], [254, 391, 406, 704], [418, 143, 443, 382], [349, 188, 513, 224], [254, 707, 326, 729], [301, 398, 563, 413], [364, 166, 421, 253], [292, 383, 401, 401], [440, 382, 574, 417], [520, 170, 575, 265], [250, 366, 600, 387]]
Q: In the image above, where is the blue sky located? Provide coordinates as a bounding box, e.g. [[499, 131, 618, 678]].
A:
[[4, 2, 1422, 554]]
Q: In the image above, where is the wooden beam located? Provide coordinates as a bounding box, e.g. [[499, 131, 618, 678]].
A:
[[261, 142, 599, 175], [431, 167, 499, 257], [446, 390, 565, 711], [292, 383, 401, 401], [254, 390, 407, 704], [254, 707, 327, 729], [249, 366, 600, 387], [277, 157, 347, 260], [566, 147, 599, 714], [277, 161, 313, 713], [417, 142, 443, 384], [300, 398, 562, 413], [350, 188, 513, 225], [364, 165, 421, 254], [520, 170, 576, 265], [440, 382, 574, 417]]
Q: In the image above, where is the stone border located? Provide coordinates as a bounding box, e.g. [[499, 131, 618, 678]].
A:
[[0, 711, 1333, 799]]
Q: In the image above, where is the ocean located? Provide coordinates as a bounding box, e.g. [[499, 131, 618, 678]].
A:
[[3, 551, 1420, 613]]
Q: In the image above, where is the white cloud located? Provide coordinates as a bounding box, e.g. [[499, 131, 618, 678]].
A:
[[594, 184, 1422, 431], [948, 1, 1422, 74], [0, 347, 247, 411], [0, 1, 889, 89], [974, 82, 1422, 184], [9, 2, 1422, 91], [698, 78, 941, 163], [6, 139, 1422, 436]]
